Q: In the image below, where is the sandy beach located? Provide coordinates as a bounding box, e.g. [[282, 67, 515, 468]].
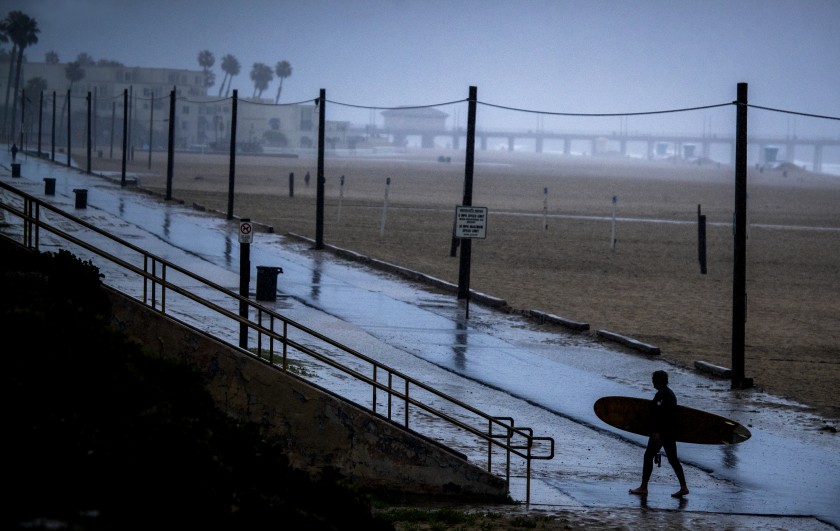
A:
[[90, 148, 840, 422]]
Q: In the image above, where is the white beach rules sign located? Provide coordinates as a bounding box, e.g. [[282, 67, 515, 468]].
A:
[[454, 206, 488, 239]]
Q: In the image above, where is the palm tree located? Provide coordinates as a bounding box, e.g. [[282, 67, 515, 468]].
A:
[[76, 52, 96, 66], [218, 54, 240, 97], [197, 49, 215, 89], [273, 60, 292, 104], [224, 55, 240, 97], [4, 11, 40, 141], [58, 60, 85, 130], [64, 61, 86, 91], [45, 50, 59, 63], [24, 76, 47, 94], [249, 62, 273, 99]]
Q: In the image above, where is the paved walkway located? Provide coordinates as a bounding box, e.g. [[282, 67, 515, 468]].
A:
[[2, 148, 838, 530]]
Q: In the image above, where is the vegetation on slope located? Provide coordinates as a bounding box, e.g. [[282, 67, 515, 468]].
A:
[[1, 238, 392, 531]]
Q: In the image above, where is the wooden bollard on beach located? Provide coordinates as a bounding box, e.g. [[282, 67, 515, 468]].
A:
[[698, 204, 707, 274], [337, 175, 345, 223], [610, 195, 617, 251], [380, 177, 391, 237]]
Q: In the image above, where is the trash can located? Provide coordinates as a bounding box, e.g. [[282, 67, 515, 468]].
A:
[[73, 188, 88, 209], [44, 177, 56, 195], [256, 266, 283, 301], [11, 163, 21, 177]]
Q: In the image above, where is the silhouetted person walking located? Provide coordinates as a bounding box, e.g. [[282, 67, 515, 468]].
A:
[[629, 370, 689, 498], [11, 143, 19, 162]]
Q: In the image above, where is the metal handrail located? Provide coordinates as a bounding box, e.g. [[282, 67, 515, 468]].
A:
[[1, 179, 554, 502]]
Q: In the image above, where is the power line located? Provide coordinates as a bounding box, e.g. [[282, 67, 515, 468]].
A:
[[478, 101, 733, 117], [327, 98, 467, 111], [745, 103, 840, 121]]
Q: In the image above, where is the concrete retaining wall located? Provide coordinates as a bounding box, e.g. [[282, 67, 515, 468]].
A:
[[106, 288, 508, 501]]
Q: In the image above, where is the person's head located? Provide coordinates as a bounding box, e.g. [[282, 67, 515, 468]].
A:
[[652, 370, 668, 389]]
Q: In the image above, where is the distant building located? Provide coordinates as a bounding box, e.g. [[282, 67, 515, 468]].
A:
[[2, 61, 349, 151], [381, 107, 449, 148]]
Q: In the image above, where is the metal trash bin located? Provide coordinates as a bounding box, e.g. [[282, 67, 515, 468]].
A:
[[256, 266, 283, 301], [73, 188, 88, 209], [44, 177, 56, 195], [11, 163, 21, 177]]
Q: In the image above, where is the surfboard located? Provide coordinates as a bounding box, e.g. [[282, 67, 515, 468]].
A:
[[593, 395, 751, 445]]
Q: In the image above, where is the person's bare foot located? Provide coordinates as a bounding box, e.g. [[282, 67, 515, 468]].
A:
[[671, 487, 689, 498], [629, 487, 648, 495]]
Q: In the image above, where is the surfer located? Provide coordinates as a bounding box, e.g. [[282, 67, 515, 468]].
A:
[[629, 370, 690, 498]]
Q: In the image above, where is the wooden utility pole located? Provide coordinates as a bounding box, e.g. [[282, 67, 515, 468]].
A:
[[121, 89, 128, 185], [457, 86, 477, 300], [732, 82, 752, 389], [227, 90, 238, 219], [316, 89, 326, 250], [166, 88, 175, 200], [86, 92, 91, 174]]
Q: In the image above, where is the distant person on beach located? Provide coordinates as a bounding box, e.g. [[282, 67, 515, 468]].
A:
[[11, 143, 18, 162], [629, 370, 690, 498]]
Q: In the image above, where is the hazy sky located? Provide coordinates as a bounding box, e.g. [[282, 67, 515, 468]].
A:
[[4, 0, 840, 135]]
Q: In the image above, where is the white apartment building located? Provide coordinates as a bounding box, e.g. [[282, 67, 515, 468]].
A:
[[3, 62, 349, 151]]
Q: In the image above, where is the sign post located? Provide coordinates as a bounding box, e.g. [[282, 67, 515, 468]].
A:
[[454, 205, 488, 318], [238, 218, 252, 349]]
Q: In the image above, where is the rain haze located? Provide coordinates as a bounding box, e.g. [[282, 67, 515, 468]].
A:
[[5, 0, 840, 139], [3, 3, 840, 526]]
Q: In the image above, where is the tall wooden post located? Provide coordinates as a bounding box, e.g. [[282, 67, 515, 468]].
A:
[[148, 94, 154, 169], [166, 88, 175, 200], [37, 91, 43, 157], [92, 87, 97, 153], [51, 91, 56, 161], [315, 89, 326, 250], [86, 92, 92, 174], [121, 89, 128, 185], [732, 82, 752, 389], [110, 101, 115, 159], [227, 89, 238, 220], [457, 86, 477, 300], [66, 89, 71, 167]]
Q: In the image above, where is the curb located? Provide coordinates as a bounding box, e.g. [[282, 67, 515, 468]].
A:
[[694, 360, 732, 378], [595, 329, 661, 355], [528, 310, 590, 331]]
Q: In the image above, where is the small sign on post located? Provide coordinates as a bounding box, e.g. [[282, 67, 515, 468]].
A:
[[239, 219, 253, 244], [454, 206, 488, 239]]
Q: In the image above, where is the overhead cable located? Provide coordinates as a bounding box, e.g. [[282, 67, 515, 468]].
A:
[[478, 101, 733, 117]]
